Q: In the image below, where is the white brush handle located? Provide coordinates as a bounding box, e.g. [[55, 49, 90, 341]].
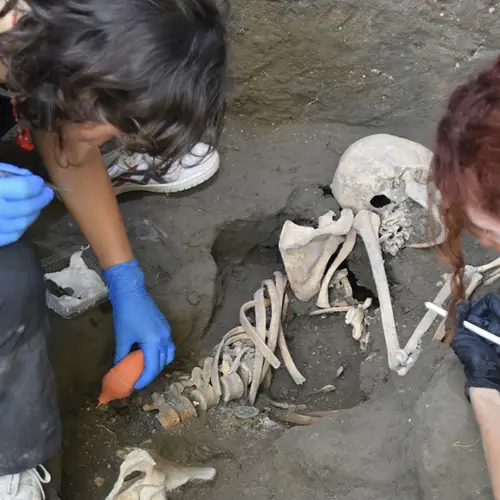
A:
[[425, 301, 500, 347]]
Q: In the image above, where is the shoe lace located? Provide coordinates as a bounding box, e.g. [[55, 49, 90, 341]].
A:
[[7, 466, 51, 499]]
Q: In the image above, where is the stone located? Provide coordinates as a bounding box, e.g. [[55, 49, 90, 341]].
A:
[[233, 406, 260, 420]]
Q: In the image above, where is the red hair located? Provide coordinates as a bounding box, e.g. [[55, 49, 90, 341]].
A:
[[431, 56, 500, 339]]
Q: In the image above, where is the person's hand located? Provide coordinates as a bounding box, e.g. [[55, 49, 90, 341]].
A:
[[104, 259, 175, 389], [452, 293, 500, 396], [0, 163, 54, 246]]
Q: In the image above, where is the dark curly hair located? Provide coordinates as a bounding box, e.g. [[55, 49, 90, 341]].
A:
[[0, 0, 229, 171], [431, 56, 500, 339]]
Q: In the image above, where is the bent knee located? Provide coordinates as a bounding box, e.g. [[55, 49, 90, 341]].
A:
[[0, 235, 45, 322]]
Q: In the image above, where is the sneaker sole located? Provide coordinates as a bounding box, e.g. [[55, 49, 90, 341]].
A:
[[113, 151, 219, 196]]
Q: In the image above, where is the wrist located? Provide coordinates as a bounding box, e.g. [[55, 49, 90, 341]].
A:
[[104, 259, 146, 299]]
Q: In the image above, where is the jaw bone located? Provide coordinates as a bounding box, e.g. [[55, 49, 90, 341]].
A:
[[402, 171, 446, 249], [353, 210, 400, 370], [279, 209, 354, 302]]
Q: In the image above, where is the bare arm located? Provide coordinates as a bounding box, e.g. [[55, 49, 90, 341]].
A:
[[471, 387, 500, 499], [34, 130, 133, 269]]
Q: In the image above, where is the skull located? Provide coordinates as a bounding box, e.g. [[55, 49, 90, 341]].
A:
[[330, 134, 440, 255]]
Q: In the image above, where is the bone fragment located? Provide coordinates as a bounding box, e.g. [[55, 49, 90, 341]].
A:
[[277, 412, 320, 426], [484, 268, 500, 287], [240, 300, 281, 368], [106, 448, 216, 500], [309, 306, 350, 316], [249, 287, 267, 405], [279, 209, 354, 301], [307, 384, 336, 396], [476, 256, 500, 273], [353, 210, 400, 370], [317, 229, 357, 308], [398, 275, 452, 364], [433, 270, 483, 342], [345, 298, 372, 341], [257, 279, 282, 391], [274, 271, 306, 385], [211, 327, 246, 399]]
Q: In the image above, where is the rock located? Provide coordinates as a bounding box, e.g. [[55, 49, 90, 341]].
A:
[[413, 354, 491, 498], [233, 406, 260, 420], [151, 257, 217, 356], [230, 0, 500, 129]]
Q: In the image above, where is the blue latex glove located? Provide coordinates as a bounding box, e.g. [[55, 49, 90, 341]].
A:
[[0, 163, 54, 246], [104, 259, 175, 389]]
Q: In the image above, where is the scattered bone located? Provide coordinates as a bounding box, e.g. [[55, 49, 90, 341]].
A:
[[398, 256, 500, 374], [307, 384, 336, 396], [277, 412, 320, 426], [396, 274, 452, 366], [336, 366, 344, 378], [249, 286, 266, 406], [274, 272, 306, 386], [105, 448, 216, 500], [309, 305, 350, 316], [484, 267, 500, 287], [433, 269, 483, 342], [317, 229, 357, 308], [279, 209, 354, 301], [477, 256, 500, 273], [354, 210, 400, 369], [270, 401, 291, 410], [303, 410, 338, 417], [360, 331, 371, 351], [341, 274, 353, 298], [345, 297, 372, 343], [331, 268, 348, 289]]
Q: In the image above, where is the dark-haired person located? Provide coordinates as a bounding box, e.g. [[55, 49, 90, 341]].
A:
[[0, 0, 227, 497], [431, 57, 500, 500]]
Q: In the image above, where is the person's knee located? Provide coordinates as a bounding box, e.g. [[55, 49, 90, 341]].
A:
[[0, 235, 45, 333]]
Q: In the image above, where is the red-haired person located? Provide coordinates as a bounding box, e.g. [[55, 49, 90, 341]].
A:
[[432, 57, 500, 500]]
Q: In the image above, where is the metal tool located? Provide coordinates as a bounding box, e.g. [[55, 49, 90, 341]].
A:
[[0, 168, 70, 193], [425, 301, 500, 347]]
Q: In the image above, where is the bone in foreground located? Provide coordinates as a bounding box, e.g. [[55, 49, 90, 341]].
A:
[[353, 210, 400, 370], [279, 209, 354, 301], [106, 448, 216, 500], [346, 297, 372, 345]]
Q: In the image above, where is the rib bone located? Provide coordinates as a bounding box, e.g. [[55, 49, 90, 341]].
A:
[[353, 210, 400, 370]]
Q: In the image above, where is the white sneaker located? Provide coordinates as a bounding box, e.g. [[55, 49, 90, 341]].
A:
[[0, 466, 51, 499], [108, 142, 220, 195]]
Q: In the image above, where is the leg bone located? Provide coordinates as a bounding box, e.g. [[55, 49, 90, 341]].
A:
[[353, 210, 400, 370]]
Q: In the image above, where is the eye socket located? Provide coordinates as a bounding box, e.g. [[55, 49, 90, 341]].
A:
[[370, 195, 391, 208]]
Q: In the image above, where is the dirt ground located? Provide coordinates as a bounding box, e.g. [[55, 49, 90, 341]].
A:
[[5, 0, 500, 499]]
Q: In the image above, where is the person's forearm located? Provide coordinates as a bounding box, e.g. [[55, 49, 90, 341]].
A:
[[471, 387, 500, 499], [35, 131, 133, 269]]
